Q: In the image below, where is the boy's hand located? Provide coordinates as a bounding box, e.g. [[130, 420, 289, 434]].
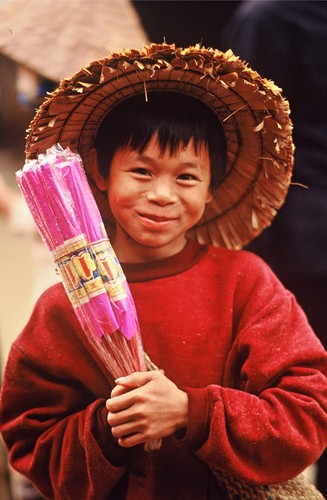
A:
[[106, 370, 188, 448]]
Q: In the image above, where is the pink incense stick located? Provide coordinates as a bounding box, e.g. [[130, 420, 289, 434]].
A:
[[62, 152, 139, 341], [16, 144, 161, 450], [16, 145, 146, 377]]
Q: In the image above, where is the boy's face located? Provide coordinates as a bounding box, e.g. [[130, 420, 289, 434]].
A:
[[92, 133, 213, 263]]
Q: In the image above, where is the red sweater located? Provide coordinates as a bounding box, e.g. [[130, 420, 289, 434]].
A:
[[1, 241, 326, 499]]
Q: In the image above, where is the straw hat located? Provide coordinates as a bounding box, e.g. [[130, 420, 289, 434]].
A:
[[25, 43, 294, 249]]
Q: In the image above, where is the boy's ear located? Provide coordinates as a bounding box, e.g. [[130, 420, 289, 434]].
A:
[[89, 148, 108, 191], [205, 190, 213, 204]]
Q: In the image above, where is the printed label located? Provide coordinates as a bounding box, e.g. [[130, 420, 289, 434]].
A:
[[91, 239, 127, 301], [54, 235, 106, 306], [53, 235, 127, 307]]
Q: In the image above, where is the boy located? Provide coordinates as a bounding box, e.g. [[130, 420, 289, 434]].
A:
[[0, 44, 326, 499]]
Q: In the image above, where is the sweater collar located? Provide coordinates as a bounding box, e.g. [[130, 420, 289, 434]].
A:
[[121, 240, 208, 282]]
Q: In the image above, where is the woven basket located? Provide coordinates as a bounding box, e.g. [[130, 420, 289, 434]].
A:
[[213, 468, 325, 499]]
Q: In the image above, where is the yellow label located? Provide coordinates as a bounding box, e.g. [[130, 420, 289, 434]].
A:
[[53, 235, 88, 261], [53, 236, 127, 307], [91, 239, 127, 301]]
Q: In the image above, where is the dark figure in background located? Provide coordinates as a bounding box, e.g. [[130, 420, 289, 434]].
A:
[[223, 1, 327, 495], [133, 0, 241, 47]]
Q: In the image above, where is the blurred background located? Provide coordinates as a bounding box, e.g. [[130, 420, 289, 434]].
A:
[[0, 1, 325, 498]]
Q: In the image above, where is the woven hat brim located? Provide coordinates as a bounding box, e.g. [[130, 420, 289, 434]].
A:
[[26, 43, 294, 249]]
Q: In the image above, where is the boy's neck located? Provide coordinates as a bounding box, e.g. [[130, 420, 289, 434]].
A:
[[111, 227, 188, 264]]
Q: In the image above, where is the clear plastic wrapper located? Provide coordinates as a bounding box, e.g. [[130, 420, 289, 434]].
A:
[[16, 144, 160, 449]]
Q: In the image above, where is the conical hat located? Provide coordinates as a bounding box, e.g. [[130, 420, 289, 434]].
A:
[[26, 43, 294, 249]]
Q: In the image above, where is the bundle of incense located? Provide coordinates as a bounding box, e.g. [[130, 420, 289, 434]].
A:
[[16, 145, 146, 379]]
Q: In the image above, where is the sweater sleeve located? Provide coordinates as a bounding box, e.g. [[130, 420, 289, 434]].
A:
[[182, 253, 327, 484], [0, 284, 128, 499]]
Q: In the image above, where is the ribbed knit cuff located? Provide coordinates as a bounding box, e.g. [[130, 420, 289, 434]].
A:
[[94, 403, 128, 467], [178, 387, 211, 451]]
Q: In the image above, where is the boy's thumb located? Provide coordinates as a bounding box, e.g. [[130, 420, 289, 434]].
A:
[[115, 371, 155, 388]]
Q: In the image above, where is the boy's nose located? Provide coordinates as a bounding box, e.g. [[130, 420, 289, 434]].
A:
[[146, 179, 177, 205]]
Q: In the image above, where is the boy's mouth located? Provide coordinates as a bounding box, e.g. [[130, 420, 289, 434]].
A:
[[139, 212, 176, 223], [137, 212, 178, 229]]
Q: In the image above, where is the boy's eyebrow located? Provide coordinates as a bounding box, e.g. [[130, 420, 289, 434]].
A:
[[134, 153, 204, 169]]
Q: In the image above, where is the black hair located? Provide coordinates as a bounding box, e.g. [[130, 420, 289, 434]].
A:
[[94, 92, 227, 190]]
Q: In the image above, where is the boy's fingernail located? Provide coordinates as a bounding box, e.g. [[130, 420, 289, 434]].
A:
[[115, 377, 126, 383]]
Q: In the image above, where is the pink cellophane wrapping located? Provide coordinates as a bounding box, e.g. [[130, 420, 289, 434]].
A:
[[16, 144, 147, 379]]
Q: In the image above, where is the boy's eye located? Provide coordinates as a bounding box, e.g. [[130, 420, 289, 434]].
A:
[[178, 173, 198, 181], [132, 168, 151, 176]]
